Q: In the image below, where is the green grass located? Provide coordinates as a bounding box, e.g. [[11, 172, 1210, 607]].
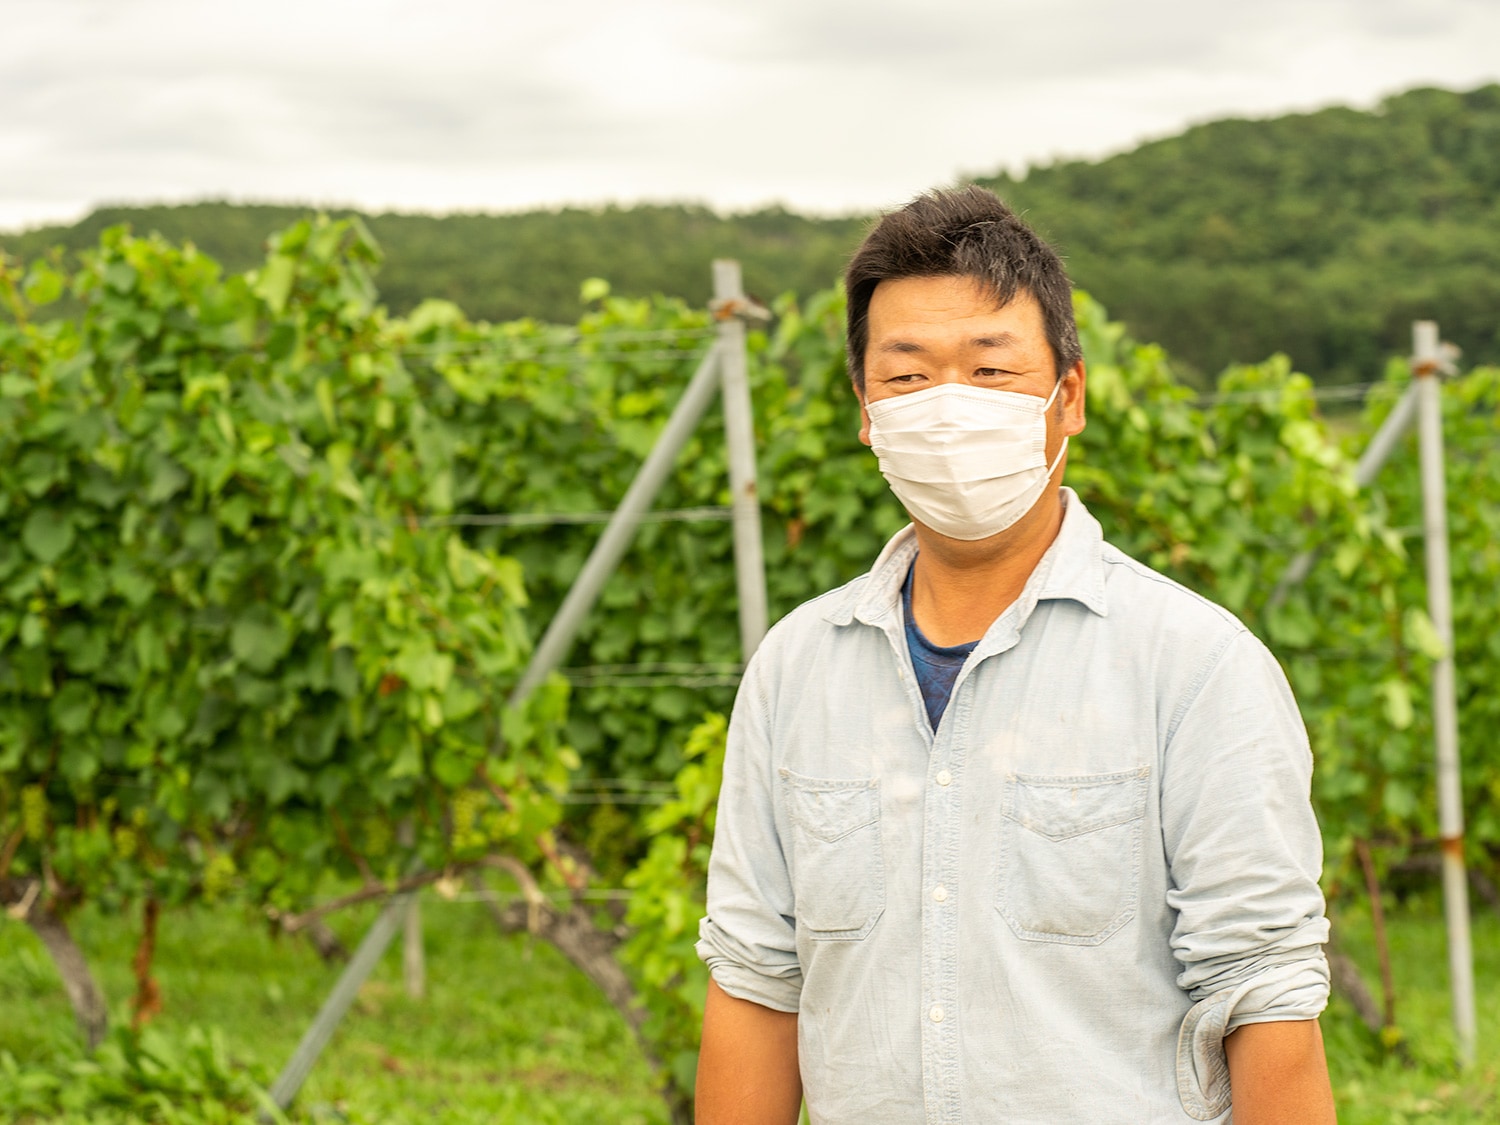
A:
[[1324, 894, 1500, 1124], [0, 897, 667, 1124], [1, 891, 1496, 1122]]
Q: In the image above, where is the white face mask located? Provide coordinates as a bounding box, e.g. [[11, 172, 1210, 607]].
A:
[[865, 381, 1068, 541]]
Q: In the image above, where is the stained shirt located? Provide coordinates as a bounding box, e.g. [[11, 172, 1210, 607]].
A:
[[901, 558, 979, 730], [696, 489, 1330, 1124]]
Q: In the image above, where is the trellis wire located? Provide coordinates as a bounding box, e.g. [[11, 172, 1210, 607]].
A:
[[411, 348, 713, 364], [437, 887, 638, 903], [554, 661, 745, 690], [563, 662, 744, 676], [564, 675, 742, 689], [1193, 381, 1384, 407], [419, 506, 731, 529], [401, 325, 715, 352]]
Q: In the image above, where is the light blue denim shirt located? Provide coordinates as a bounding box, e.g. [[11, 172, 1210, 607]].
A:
[[697, 489, 1330, 1123]]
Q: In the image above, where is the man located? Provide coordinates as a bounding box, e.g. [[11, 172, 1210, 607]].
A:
[[695, 186, 1335, 1123]]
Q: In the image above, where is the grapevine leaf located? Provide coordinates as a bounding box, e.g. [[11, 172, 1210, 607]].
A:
[[255, 254, 297, 315], [21, 508, 74, 563], [23, 261, 65, 306], [104, 261, 137, 293], [1404, 608, 1446, 660], [230, 609, 291, 673], [1378, 679, 1415, 731], [50, 682, 97, 735]]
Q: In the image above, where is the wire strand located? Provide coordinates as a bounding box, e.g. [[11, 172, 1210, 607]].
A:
[[401, 326, 714, 351], [405, 347, 712, 364], [418, 506, 733, 528], [1193, 381, 1384, 406]]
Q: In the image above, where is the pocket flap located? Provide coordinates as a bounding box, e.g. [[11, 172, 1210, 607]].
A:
[[1004, 767, 1149, 841], [780, 768, 880, 843]]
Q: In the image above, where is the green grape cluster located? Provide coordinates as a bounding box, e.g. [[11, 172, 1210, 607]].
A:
[[20, 786, 47, 842], [481, 809, 510, 844], [201, 853, 237, 902], [449, 787, 487, 852], [362, 816, 392, 858], [112, 825, 139, 860]]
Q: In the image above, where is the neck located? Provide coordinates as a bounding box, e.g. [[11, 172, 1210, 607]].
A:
[[908, 488, 1065, 647]]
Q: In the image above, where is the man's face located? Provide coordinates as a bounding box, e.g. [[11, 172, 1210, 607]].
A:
[[857, 274, 1086, 459]]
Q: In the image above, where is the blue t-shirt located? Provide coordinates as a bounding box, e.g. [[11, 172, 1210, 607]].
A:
[[901, 559, 979, 730]]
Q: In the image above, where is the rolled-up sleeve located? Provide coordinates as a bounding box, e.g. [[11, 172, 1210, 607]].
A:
[[695, 648, 803, 1013], [1161, 628, 1331, 1031]]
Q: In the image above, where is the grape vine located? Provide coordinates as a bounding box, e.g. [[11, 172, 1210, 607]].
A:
[[3, 219, 1496, 1117]]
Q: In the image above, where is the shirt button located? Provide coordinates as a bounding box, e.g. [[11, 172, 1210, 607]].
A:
[[929, 1005, 945, 1023], [935, 769, 952, 787], [932, 885, 948, 902]]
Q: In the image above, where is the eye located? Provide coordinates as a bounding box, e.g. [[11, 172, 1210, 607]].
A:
[[975, 367, 1016, 379]]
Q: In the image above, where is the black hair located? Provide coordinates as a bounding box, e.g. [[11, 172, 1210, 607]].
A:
[[844, 185, 1082, 393]]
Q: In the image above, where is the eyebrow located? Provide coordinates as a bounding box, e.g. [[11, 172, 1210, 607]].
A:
[[876, 332, 1021, 354], [969, 333, 1021, 350]]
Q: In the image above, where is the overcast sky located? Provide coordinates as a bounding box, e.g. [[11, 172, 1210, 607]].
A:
[[4, 0, 1500, 232]]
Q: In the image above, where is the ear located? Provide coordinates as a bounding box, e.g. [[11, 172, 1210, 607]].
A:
[[1059, 360, 1086, 438], [857, 391, 873, 447]]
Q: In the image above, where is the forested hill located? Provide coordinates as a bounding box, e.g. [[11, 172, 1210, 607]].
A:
[[0, 201, 867, 333], [977, 83, 1500, 383], [4, 83, 1497, 384]]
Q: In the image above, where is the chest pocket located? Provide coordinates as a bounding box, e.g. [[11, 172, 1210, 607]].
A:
[[780, 769, 885, 941], [996, 767, 1149, 946]]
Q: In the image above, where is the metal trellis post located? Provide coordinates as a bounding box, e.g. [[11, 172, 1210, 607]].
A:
[[402, 899, 426, 999], [1412, 320, 1477, 1067], [1261, 321, 1477, 1064], [396, 818, 425, 1001], [713, 259, 769, 659]]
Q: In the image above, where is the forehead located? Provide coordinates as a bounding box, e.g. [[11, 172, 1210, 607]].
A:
[[866, 275, 1047, 352]]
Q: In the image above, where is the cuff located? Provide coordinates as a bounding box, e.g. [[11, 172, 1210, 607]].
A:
[[696, 918, 803, 1013], [1176, 952, 1330, 1121]]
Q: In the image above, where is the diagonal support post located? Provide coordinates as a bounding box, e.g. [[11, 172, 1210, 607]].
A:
[[267, 341, 725, 1110], [509, 340, 727, 704], [267, 889, 417, 1111], [1266, 382, 1419, 612], [267, 261, 768, 1111]]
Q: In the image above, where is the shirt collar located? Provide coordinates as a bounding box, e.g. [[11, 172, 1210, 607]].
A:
[[821, 487, 1109, 629], [1035, 487, 1109, 618]]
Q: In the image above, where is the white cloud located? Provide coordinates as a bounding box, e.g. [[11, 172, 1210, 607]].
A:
[[3, 0, 1499, 230]]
